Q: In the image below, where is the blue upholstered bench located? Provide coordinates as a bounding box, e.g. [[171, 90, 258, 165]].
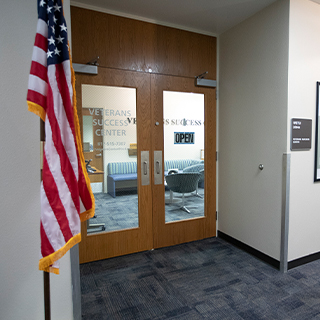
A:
[[107, 162, 137, 198], [107, 159, 203, 198]]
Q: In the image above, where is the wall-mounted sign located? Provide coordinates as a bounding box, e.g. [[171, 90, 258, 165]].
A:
[[291, 118, 312, 150], [174, 132, 195, 144]]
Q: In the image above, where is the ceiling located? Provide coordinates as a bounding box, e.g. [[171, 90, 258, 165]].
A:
[[71, 0, 278, 35]]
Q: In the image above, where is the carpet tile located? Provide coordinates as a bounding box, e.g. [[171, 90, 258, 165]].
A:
[[81, 237, 320, 319]]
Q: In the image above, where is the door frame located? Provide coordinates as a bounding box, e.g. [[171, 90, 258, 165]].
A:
[[76, 69, 216, 263]]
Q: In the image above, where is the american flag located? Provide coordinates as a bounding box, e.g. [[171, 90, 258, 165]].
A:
[[27, 0, 95, 274]]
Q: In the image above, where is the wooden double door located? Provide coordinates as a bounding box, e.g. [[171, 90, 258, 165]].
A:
[[77, 67, 216, 264]]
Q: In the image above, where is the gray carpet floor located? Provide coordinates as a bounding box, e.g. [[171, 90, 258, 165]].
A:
[[80, 237, 320, 319], [88, 189, 204, 233]]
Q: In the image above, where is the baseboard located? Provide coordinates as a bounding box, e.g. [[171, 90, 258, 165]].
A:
[[218, 231, 280, 269], [288, 251, 320, 270]]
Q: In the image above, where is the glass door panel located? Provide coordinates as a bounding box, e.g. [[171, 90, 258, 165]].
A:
[[151, 73, 216, 250], [82, 84, 139, 234], [163, 91, 205, 223]]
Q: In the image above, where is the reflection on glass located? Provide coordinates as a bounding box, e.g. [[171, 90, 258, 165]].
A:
[[82, 84, 138, 234], [163, 91, 205, 223]]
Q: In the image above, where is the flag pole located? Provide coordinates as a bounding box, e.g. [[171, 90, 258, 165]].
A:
[[44, 271, 51, 320], [41, 119, 51, 320]]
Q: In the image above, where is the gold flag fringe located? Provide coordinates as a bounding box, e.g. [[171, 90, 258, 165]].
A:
[[27, 101, 46, 122], [68, 44, 96, 222], [39, 233, 81, 275]]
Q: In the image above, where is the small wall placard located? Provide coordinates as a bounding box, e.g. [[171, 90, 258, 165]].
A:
[[291, 118, 312, 150], [174, 132, 195, 144]]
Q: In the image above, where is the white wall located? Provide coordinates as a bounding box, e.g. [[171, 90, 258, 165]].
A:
[[0, 1, 74, 319], [164, 91, 204, 161], [287, 0, 320, 261], [82, 86, 204, 185], [82, 85, 137, 193], [218, 0, 290, 260], [82, 84, 137, 162]]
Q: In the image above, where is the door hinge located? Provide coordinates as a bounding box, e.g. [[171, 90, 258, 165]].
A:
[[216, 211, 218, 220], [216, 151, 218, 161]]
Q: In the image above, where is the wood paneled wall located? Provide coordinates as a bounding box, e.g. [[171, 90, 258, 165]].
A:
[[70, 6, 216, 79]]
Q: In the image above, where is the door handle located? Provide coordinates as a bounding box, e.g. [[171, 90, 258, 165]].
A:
[[144, 161, 148, 175], [154, 151, 162, 185], [141, 151, 150, 186], [156, 160, 160, 174]]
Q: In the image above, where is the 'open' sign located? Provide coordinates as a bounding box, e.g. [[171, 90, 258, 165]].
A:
[[174, 132, 195, 144]]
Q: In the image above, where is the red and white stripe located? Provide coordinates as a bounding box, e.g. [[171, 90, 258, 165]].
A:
[[27, 19, 48, 113], [27, 14, 94, 273]]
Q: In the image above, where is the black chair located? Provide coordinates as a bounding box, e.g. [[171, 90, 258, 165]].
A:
[[165, 172, 201, 213], [183, 164, 204, 198]]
